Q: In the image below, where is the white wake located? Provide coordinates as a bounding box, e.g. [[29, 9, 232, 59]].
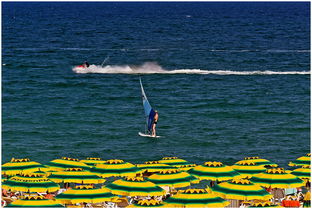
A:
[[72, 62, 310, 75]]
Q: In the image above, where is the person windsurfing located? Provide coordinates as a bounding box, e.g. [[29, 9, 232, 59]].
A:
[[151, 110, 158, 137]]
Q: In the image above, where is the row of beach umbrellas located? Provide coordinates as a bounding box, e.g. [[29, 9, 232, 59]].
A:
[[1, 154, 310, 207]]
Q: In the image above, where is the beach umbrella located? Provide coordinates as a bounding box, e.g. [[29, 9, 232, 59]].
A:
[[46, 157, 90, 171], [6, 196, 64, 207], [48, 168, 105, 184], [158, 157, 197, 171], [80, 158, 107, 166], [188, 161, 241, 181], [2, 173, 60, 193], [289, 153, 311, 167], [147, 169, 199, 188], [136, 161, 177, 173], [127, 199, 166, 208], [164, 188, 229, 208], [55, 185, 116, 204], [248, 201, 281, 207], [235, 157, 278, 168], [2, 158, 46, 176], [250, 168, 305, 189], [105, 176, 166, 197], [290, 165, 310, 181], [231, 161, 267, 179], [211, 179, 272, 201], [90, 159, 142, 178]]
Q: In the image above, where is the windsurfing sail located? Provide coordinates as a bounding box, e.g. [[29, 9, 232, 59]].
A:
[[140, 78, 156, 134]]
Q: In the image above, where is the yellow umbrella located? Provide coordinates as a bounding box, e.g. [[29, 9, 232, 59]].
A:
[[48, 168, 105, 184], [147, 169, 199, 188], [2, 158, 46, 176], [164, 188, 230, 208], [80, 158, 107, 166], [136, 161, 177, 173], [211, 179, 272, 200], [90, 159, 142, 178], [291, 165, 310, 182], [2, 173, 60, 193], [127, 199, 166, 208], [158, 157, 196, 171], [105, 176, 166, 197], [250, 168, 305, 188], [188, 161, 241, 181], [231, 161, 267, 178], [55, 185, 116, 204], [46, 157, 90, 171], [235, 157, 278, 168], [289, 153, 311, 167]]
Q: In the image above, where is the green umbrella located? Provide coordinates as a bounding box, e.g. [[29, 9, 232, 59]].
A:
[[211, 179, 272, 201], [46, 157, 90, 171], [147, 169, 199, 188], [6, 196, 64, 207], [231, 161, 267, 179], [48, 168, 105, 184], [164, 188, 229, 208], [188, 161, 241, 181], [80, 158, 107, 166], [289, 153, 311, 167], [56, 185, 116, 204], [90, 159, 142, 178], [158, 157, 197, 171], [2, 173, 60, 193], [136, 161, 177, 173], [2, 158, 46, 176], [105, 176, 166, 197], [250, 168, 305, 189], [291, 165, 310, 181], [127, 199, 166, 208], [235, 157, 278, 168]]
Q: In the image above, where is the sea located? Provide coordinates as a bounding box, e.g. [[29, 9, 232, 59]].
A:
[[2, 2, 310, 168]]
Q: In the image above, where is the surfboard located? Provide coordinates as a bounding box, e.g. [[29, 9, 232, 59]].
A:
[[138, 132, 161, 138]]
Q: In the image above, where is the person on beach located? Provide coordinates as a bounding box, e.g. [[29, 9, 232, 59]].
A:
[[151, 110, 158, 137]]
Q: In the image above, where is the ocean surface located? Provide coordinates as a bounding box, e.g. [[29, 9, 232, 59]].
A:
[[2, 2, 310, 167]]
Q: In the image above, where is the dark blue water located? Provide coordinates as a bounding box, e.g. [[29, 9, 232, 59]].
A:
[[2, 2, 310, 167]]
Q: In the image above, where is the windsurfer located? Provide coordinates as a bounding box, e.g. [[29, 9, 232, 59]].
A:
[[151, 110, 158, 137]]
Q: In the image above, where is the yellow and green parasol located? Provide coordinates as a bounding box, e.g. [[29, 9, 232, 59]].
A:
[[136, 161, 177, 173], [147, 169, 199, 188], [188, 161, 241, 181], [2, 158, 46, 176], [46, 157, 90, 171], [127, 199, 166, 208], [158, 157, 197, 171], [248, 201, 282, 208], [211, 179, 272, 200], [105, 176, 166, 197], [291, 165, 310, 181], [6, 196, 64, 207], [250, 168, 305, 188], [235, 157, 278, 168], [55, 185, 116, 204], [289, 153, 311, 167], [231, 161, 267, 179], [2, 173, 60, 193], [80, 157, 107, 166], [164, 188, 230, 208], [90, 159, 142, 178], [48, 168, 105, 184]]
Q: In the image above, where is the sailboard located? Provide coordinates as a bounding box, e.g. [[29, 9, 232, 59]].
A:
[[139, 78, 160, 138]]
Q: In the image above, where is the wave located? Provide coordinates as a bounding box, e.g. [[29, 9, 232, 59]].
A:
[[72, 62, 310, 75]]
